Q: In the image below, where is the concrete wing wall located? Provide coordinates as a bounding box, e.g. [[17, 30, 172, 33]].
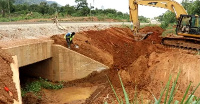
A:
[[11, 56, 22, 104], [52, 45, 109, 81]]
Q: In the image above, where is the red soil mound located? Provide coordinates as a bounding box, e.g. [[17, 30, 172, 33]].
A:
[[51, 26, 165, 69], [139, 26, 164, 44], [0, 49, 18, 104]]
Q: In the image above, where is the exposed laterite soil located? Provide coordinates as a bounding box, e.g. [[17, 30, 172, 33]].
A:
[[0, 49, 18, 104], [51, 26, 200, 103], [51, 26, 166, 69]]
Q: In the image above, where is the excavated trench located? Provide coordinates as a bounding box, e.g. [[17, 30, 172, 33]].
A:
[[1, 26, 200, 104], [50, 26, 200, 103]]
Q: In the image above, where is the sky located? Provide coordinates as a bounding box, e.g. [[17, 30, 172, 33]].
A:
[[47, 0, 183, 18]]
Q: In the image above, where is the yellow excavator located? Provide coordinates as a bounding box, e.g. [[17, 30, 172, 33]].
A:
[[129, 0, 200, 49]]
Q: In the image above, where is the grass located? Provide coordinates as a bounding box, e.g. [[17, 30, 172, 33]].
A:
[[106, 70, 200, 104], [0, 12, 53, 22], [162, 23, 176, 37], [21, 77, 63, 97], [140, 24, 160, 28], [119, 23, 160, 31], [0, 12, 129, 22]]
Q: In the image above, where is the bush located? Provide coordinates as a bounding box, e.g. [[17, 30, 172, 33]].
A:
[[97, 15, 105, 21], [160, 21, 169, 29], [0, 18, 10, 22]]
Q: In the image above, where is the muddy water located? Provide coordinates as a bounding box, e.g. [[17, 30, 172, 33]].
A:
[[43, 86, 97, 103]]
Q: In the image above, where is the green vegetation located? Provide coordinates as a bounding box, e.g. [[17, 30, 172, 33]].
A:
[[21, 77, 63, 97], [156, 11, 176, 29], [0, 0, 131, 22], [182, 0, 200, 16], [106, 71, 200, 104], [162, 23, 176, 37], [140, 24, 159, 28], [0, 0, 151, 22], [89, 9, 130, 21], [156, 0, 200, 29], [139, 16, 150, 23]]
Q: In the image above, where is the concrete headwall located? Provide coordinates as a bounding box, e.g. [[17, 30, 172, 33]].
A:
[[2, 40, 53, 67], [51, 45, 109, 81], [19, 44, 109, 81]]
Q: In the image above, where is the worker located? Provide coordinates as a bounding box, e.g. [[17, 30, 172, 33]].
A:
[[64, 32, 76, 49]]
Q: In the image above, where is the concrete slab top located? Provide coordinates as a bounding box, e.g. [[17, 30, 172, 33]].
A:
[[0, 39, 54, 49]]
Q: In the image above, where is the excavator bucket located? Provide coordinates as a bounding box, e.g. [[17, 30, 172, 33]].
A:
[[134, 32, 153, 41]]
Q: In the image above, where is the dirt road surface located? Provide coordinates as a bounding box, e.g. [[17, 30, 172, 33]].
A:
[[0, 22, 132, 41]]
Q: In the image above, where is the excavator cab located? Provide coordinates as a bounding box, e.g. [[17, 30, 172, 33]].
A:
[[176, 15, 200, 37]]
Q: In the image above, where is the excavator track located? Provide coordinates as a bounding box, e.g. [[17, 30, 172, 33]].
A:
[[162, 36, 200, 50]]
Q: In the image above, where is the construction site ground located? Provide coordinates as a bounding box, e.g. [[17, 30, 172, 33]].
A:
[[1, 22, 200, 104]]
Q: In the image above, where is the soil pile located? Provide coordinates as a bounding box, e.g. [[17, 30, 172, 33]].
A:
[[139, 26, 164, 44], [0, 49, 18, 104], [51, 26, 166, 69], [50, 26, 167, 83]]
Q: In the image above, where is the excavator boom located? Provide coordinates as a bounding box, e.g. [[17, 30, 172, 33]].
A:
[[129, 0, 187, 33]]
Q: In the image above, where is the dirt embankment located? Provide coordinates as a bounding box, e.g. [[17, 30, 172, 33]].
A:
[[0, 49, 18, 104], [51, 26, 200, 103], [51, 26, 165, 68]]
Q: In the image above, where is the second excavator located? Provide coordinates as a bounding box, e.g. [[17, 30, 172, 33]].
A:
[[129, 0, 200, 49]]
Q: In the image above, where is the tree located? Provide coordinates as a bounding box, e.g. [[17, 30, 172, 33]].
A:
[[59, 4, 75, 16], [78, 6, 90, 16], [0, 0, 14, 17], [157, 11, 176, 28], [188, 0, 200, 16], [103, 9, 117, 14], [49, 3, 58, 15], [182, 0, 200, 16], [39, 2, 49, 15], [29, 4, 40, 12], [163, 11, 176, 23], [75, 0, 88, 10], [75, 0, 90, 16], [181, 0, 191, 12], [139, 16, 150, 23], [0, 0, 7, 17]]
